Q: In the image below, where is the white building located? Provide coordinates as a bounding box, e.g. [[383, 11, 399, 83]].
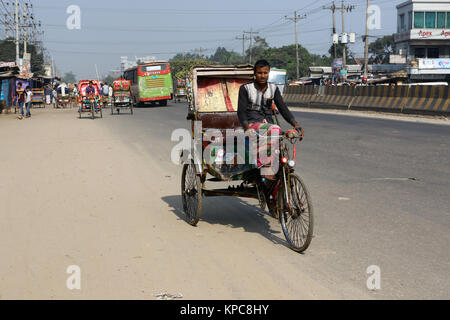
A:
[[394, 0, 450, 81], [120, 56, 158, 73]]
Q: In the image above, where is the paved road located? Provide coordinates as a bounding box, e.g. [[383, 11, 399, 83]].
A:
[[0, 103, 448, 299]]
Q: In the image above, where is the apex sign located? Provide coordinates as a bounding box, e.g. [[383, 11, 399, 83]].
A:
[[416, 29, 450, 39]]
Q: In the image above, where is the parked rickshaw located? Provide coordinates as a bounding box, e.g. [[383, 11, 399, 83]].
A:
[[180, 65, 313, 253], [77, 80, 103, 119], [31, 88, 45, 108], [174, 79, 187, 103], [111, 78, 133, 115]]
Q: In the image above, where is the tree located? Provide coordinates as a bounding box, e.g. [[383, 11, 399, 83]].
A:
[[0, 38, 16, 63], [0, 39, 45, 75], [29, 45, 45, 75], [62, 71, 76, 84], [209, 47, 243, 65], [328, 43, 355, 64], [169, 53, 210, 80], [368, 35, 396, 64], [103, 75, 116, 84], [246, 36, 269, 63]]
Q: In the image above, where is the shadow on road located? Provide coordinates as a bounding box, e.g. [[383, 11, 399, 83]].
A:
[[162, 195, 287, 247]]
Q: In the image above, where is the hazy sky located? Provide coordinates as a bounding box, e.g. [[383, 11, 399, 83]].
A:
[[24, 0, 399, 79]]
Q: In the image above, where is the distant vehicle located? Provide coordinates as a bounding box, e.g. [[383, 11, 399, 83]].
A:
[[124, 62, 173, 106], [268, 68, 287, 93], [111, 78, 133, 115], [174, 79, 187, 103], [77, 80, 103, 119]]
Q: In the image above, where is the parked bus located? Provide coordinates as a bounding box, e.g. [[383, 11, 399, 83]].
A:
[[124, 62, 173, 106]]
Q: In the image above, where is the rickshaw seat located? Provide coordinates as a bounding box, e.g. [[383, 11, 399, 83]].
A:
[[197, 112, 242, 130]]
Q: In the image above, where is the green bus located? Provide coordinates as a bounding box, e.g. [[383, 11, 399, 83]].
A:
[[124, 62, 173, 106]]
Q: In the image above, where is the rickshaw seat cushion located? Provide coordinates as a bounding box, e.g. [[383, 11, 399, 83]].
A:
[[197, 112, 242, 130]]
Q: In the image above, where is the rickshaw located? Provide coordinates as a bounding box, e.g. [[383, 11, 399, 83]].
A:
[[174, 79, 187, 103], [180, 65, 313, 253], [77, 80, 103, 119], [111, 78, 133, 115], [31, 88, 45, 108], [56, 85, 71, 108]]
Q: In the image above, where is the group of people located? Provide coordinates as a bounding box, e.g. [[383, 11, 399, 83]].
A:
[[15, 82, 32, 120]]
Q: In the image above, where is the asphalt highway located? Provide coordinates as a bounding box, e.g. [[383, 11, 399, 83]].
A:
[[99, 102, 450, 299]]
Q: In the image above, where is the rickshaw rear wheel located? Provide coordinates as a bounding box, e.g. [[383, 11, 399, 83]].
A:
[[130, 103, 133, 115], [278, 173, 314, 253], [181, 163, 202, 226]]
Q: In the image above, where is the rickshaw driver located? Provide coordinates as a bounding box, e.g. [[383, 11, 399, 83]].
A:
[[237, 59, 302, 182], [85, 81, 99, 111]]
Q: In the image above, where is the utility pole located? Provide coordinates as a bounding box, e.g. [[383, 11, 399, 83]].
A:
[[323, 2, 337, 59], [363, 0, 370, 78], [339, 0, 355, 68], [23, 3, 28, 54], [324, 1, 355, 67], [285, 11, 307, 80], [236, 32, 250, 61], [51, 56, 56, 78], [4, 14, 9, 38], [244, 28, 259, 64], [15, 0, 19, 66]]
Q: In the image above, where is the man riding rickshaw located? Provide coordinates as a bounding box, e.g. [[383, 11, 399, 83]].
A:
[[78, 80, 103, 119], [180, 61, 313, 253]]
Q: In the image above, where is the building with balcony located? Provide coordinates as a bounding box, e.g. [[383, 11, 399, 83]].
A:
[[394, 0, 450, 81]]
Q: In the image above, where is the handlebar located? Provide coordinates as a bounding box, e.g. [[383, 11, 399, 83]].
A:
[[252, 128, 303, 142]]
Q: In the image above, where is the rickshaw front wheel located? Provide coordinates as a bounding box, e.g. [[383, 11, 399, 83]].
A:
[[181, 163, 202, 226], [278, 173, 314, 253]]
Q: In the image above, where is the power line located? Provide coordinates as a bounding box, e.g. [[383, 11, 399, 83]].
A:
[[34, 6, 292, 15], [42, 24, 244, 33]]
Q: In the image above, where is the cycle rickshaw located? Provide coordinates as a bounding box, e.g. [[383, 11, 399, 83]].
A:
[[174, 79, 187, 103], [180, 65, 313, 253], [111, 78, 133, 115], [77, 80, 103, 119]]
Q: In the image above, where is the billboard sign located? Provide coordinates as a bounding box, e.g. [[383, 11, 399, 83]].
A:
[[332, 58, 343, 68]]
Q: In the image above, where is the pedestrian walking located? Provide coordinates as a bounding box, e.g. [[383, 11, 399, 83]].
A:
[[52, 87, 57, 108], [16, 82, 25, 120], [108, 84, 113, 107], [25, 87, 32, 118], [45, 84, 52, 105]]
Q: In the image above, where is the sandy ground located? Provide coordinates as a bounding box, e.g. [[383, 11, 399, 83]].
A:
[[0, 107, 368, 300]]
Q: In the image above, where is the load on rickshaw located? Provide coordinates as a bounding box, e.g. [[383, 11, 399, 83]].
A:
[[77, 80, 103, 119], [111, 78, 133, 115], [180, 65, 313, 253], [55, 83, 71, 108], [174, 79, 187, 103]]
